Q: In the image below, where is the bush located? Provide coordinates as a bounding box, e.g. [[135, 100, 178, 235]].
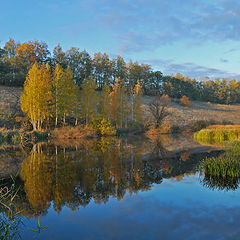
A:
[[180, 96, 191, 107], [192, 120, 209, 132], [145, 124, 171, 136], [0, 129, 20, 144], [32, 131, 49, 142], [51, 125, 97, 139], [90, 118, 116, 136]]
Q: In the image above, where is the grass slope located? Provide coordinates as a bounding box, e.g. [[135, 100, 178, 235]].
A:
[[1, 86, 240, 129]]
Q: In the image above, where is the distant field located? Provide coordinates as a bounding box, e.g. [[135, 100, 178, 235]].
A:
[[0, 85, 240, 128], [143, 96, 240, 127]]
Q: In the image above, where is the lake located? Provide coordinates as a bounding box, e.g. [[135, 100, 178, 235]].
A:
[[1, 135, 240, 240]]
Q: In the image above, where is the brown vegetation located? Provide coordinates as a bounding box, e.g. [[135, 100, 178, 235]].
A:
[[143, 96, 240, 128], [180, 95, 191, 107], [51, 125, 97, 139], [0, 86, 23, 128], [1, 86, 240, 134], [148, 94, 171, 128]]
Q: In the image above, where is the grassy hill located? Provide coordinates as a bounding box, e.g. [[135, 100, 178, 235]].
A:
[[0, 85, 240, 129], [0, 86, 23, 128], [143, 96, 240, 127]]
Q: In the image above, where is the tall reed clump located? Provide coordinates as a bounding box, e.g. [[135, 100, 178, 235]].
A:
[[0, 177, 22, 240], [194, 125, 240, 144], [201, 141, 240, 179]]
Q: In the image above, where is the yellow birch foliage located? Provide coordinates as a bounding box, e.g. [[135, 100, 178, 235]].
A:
[[52, 63, 64, 126], [133, 80, 143, 122], [60, 66, 77, 123], [39, 63, 52, 126], [98, 84, 111, 119], [72, 85, 81, 125], [80, 76, 98, 123], [110, 78, 128, 128], [21, 62, 41, 130]]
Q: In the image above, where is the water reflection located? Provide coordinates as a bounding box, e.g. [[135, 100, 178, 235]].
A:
[[201, 174, 240, 191], [2, 136, 220, 217], [19, 138, 161, 214]]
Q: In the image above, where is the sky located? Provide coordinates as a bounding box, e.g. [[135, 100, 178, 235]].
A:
[[1, 0, 240, 80]]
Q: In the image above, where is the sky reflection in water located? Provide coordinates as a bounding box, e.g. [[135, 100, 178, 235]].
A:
[[12, 136, 240, 240]]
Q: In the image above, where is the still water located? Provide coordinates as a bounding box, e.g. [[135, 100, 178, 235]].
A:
[[2, 135, 240, 240]]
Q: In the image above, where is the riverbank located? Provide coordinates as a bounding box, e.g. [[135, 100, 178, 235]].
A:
[[1, 85, 240, 130]]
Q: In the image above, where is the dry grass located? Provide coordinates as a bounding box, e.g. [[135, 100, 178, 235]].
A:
[[0, 86, 23, 128], [145, 125, 172, 138], [51, 125, 97, 139], [1, 85, 240, 129], [143, 96, 240, 127]]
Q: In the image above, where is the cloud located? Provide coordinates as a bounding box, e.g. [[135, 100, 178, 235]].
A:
[[72, 0, 240, 53], [224, 48, 240, 54], [140, 58, 240, 80], [164, 62, 240, 80], [220, 58, 229, 63]]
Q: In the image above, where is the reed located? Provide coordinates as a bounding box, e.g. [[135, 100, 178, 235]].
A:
[[201, 141, 240, 179], [0, 177, 22, 240], [194, 125, 240, 144]]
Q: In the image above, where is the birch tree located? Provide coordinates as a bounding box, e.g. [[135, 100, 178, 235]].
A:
[[80, 76, 98, 123], [21, 62, 40, 130], [52, 63, 64, 126], [110, 78, 128, 128]]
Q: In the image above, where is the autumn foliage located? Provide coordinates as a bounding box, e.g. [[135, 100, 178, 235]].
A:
[[180, 95, 191, 107], [20, 63, 144, 134]]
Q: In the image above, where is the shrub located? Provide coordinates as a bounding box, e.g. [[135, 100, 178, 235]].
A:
[[192, 120, 209, 132], [180, 95, 190, 107], [32, 131, 49, 142], [145, 124, 171, 136], [0, 129, 21, 144], [171, 125, 181, 134], [90, 118, 116, 136], [51, 125, 97, 139]]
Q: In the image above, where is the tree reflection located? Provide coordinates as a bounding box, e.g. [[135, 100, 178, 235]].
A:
[[16, 137, 223, 216], [19, 138, 161, 215]]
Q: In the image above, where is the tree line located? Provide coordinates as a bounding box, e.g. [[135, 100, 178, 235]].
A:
[[1, 38, 240, 104], [21, 62, 142, 130]]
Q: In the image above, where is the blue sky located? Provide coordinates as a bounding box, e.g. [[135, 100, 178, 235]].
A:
[[1, 0, 240, 80]]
